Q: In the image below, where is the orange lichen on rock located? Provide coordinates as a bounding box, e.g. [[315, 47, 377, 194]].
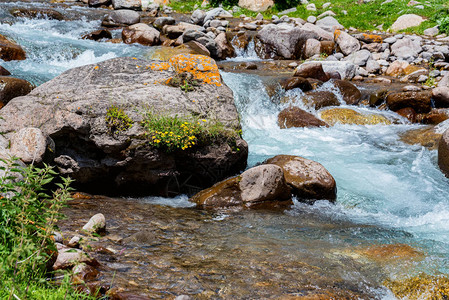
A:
[[147, 62, 170, 71], [147, 54, 222, 86], [333, 29, 342, 39], [169, 54, 222, 86], [362, 33, 383, 43]]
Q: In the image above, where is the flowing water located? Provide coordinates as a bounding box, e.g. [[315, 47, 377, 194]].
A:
[[1, 2, 449, 298]]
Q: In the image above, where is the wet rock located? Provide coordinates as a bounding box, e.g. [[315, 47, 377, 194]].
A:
[[334, 29, 360, 56], [107, 290, 152, 300], [72, 263, 100, 284], [10, 8, 64, 20], [386, 91, 431, 113], [0, 55, 247, 196], [390, 14, 424, 32], [362, 243, 423, 263], [122, 23, 160, 46], [281, 77, 313, 92], [333, 80, 361, 105], [83, 213, 106, 233], [53, 243, 98, 270], [0, 34, 26, 61], [88, 0, 111, 7], [422, 109, 449, 125], [255, 24, 318, 59], [432, 87, 449, 108], [238, 0, 274, 12], [294, 62, 330, 82], [302, 91, 340, 110], [401, 126, 441, 149], [439, 128, 449, 177], [0, 66, 10, 76], [396, 107, 417, 123], [112, 0, 141, 10], [191, 164, 292, 208], [153, 17, 175, 30], [265, 155, 336, 202], [82, 29, 112, 41], [319, 108, 392, 125], [215, 32, 235, 59], [0, 76, 33, 108], [102, 10, 140, 27], [10, 127, 52, 165], [278, 106, 328, 128]]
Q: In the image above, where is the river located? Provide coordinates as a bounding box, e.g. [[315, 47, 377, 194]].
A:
[[1, 2, 448, 298]]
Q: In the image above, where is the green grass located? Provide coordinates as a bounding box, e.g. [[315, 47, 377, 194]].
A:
[[167, 0, 449, 34], [105, 104, 133, 134], [0, 159, 97, 299]]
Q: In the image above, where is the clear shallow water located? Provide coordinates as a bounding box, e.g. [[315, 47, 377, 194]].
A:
[[1, 2, 448, 297]]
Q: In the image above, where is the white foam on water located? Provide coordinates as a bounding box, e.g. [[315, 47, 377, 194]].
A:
[[221, 71, 449, 260]]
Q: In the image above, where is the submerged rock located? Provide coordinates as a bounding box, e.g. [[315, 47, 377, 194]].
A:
[[265, 155, 336, 202], [191, 164, 292, 208], [333, 80, 361, 105], [400, 126, 441, 149], [278, 106, 328, 128], [0, 55, 247, 196], [319, 108, 392, 125], [10, 8, 64, 20]]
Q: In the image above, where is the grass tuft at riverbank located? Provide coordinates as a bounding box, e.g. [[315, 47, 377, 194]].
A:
[[0, 160, 95, 299]]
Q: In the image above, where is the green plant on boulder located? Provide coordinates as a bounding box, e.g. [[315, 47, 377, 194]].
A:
[[141, 111, 240, 152], [167, 72, 199, 92], [105, 104, 133, 134]]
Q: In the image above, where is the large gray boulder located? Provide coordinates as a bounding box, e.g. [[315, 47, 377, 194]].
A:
[[112, 0, 141, 10], [390, 14, 424, 32], [102, 10, 140, 26], [255, 24, 319, 59], [315, 16, 343, 32], [0, 55, 248, 196]]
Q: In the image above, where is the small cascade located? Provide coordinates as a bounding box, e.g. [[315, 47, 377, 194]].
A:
[[228, 35, 261, 61]]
